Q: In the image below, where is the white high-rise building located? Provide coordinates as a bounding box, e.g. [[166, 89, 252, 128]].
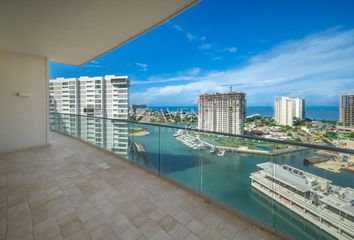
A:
[[104, 76, 129, 155], [274, 97, 294, 126], [274, 97, 305, 126], [49, 78, 79, 136], [49, 75, 129, 156], [198, 92, 246, 135], [293, 98, 305, 120]]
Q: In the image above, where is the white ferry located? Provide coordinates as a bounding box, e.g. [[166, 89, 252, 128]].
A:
[[250, 162, 354, 240]]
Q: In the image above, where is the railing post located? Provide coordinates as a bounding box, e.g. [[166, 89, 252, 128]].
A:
[[158, 126, 161, 176]]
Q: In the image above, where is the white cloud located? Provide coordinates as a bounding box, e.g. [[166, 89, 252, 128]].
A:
[[84, 60, 103, 68], [132, 68, 201, 85], [170, 23, 206, 42], [173, 24, 183, 32], [198, 43, 212, 50], [219, 47, 238, 53], [135, 62, 148, 72], [188, 67, 201, 75], [185, 32, 205, 42], [169, 23, 236, 59], [132, 28, 354, 106], [186, 32, 196, 41]]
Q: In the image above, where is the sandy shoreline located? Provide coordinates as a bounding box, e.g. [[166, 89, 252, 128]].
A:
[[129, 131, 150, 136]]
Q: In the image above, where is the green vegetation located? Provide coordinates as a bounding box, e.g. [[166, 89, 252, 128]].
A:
[[324, 131, 337, 139], [200, 134, 287, 151], [294, 119, 307, 126], [129, 116, 143, 121], [282, 125, 292, 132], [321, 120, 337, 124], [247, 116, 277, 127]]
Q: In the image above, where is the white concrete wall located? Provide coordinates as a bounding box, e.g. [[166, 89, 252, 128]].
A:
[[0, 50, 49, 151]]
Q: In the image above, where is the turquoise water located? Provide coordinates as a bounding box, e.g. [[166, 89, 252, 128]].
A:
[[129, 123, 354, 240], [148, 106, 339, 121]]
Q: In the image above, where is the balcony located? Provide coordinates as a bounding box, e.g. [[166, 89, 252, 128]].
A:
[[0, 130, 279, 240], [47, 113, 354, 240]]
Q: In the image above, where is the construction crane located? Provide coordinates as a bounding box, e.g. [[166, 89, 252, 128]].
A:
[[221, 84, 239, 92]]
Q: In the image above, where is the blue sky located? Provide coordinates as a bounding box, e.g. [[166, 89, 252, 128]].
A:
[[50, 0, 354, 106]]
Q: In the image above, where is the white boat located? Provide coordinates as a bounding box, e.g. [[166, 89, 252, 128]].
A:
[[217, 150, 226, 157], [210, 148, 217, 153], [250, 162, 354, 240]]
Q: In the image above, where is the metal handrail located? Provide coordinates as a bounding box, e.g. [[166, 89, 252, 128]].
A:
[[50, 112, 354, 154]]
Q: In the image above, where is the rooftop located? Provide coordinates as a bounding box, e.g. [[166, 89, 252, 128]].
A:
[[0, 132, 280, 240], [256, 162, 315, 193]]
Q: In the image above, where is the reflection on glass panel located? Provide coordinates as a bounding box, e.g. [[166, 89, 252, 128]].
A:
[[200, 134, 274, 228], [48, 113, 354, 240], [49, 113, 58, 131], [128, 123, 160, 173], [160, 127, 201, 192], [54, 113, 79, 137], [107, 119, 129, 157], [80, 116, 104, 148]]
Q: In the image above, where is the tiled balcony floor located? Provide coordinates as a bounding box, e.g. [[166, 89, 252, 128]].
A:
[[0, 132, 281, 240]]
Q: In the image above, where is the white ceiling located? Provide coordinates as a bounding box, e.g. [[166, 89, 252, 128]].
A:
[[0, 0, 199, 65]]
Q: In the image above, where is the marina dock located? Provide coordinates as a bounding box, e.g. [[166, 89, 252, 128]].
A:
[[304, 155, 329, 165]]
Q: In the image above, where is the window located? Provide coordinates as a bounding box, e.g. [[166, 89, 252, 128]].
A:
[[115, 84, 128, 88], [84, 108, 94, 113]]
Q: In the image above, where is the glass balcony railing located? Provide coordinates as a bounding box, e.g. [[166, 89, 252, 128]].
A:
[[50, 112, 354, 240]]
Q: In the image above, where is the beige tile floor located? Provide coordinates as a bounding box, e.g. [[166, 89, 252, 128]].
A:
[[0, 132, 283, 240]]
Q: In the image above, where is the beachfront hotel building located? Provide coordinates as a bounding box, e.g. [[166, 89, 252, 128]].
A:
[[293, 98, 305, 120], [339, 94, 354, 128], [274, 97, 294, 126], [274, 97, 305, 126], [198, 92, 246, 134], [49, 75, 129, 156]]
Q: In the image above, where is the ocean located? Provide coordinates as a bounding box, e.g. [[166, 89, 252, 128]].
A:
[[148, 106, 339, 121]]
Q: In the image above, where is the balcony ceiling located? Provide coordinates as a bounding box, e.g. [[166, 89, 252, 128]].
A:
[[0, 0, 199, 65]]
